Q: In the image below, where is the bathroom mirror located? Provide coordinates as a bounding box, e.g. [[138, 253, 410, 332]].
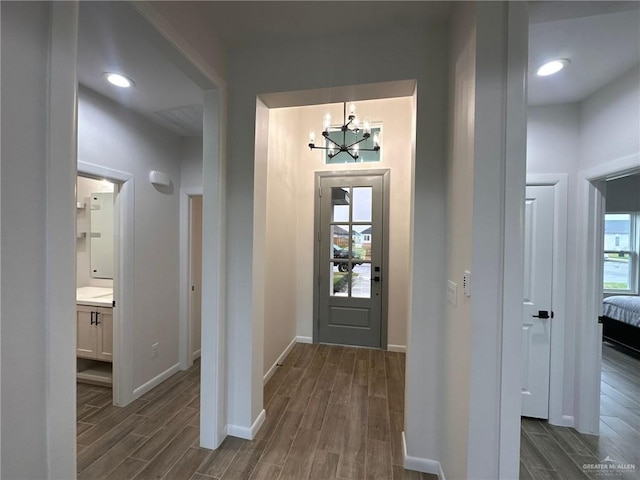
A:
[[90, 192, 114, 279]]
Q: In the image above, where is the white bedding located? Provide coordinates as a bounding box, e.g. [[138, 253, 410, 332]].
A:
[[603, 296, 640, 328]]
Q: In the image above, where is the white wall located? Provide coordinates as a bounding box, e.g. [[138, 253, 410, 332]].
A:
[[261, 107, 299, 374], [580, 65, 640, 171], [78, 86, 184, 389], [442, 4, 476, 477], [181, 136, 203, 189], [76, 176, 115, 289], [1, 3, 51, 477]]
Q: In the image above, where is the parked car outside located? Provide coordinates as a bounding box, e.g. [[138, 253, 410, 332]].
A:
[[333, 244, 363, 272]]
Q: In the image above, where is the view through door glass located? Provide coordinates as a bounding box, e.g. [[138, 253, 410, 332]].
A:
[[318, 176, 383, 347]]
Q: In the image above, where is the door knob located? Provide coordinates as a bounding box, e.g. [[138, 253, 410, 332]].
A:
[[532, 310, 550, 319]]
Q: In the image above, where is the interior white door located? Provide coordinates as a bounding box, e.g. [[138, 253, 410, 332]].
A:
[[522, 185, 555, 419], [189, 196, 203, 361]]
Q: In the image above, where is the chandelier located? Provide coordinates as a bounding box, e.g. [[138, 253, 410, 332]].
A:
[[307, 102, 380, 161]]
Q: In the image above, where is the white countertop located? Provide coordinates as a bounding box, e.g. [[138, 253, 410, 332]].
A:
[[76, 286, 113, 307]]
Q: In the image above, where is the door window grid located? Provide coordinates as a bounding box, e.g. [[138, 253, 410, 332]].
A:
[[329, 186, 373, 298], [603, 212, 639, 293]]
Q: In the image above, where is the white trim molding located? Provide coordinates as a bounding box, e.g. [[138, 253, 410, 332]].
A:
[[227, 409, 266, 440], [132, 363, 181, 398], [47, 4, 79, 478], [402, 432, 446, 480], [296, 336, 313, 344], [561, 415, 575, 427], [387, 344, 407, 353], [264, 337, 297, 385], [573, 154, 640, 434]]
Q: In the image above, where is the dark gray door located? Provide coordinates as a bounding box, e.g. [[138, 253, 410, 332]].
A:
[[317, 175, 384, 347]]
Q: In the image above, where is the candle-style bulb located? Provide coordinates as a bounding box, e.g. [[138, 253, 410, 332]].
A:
[[373, 132, 380, 147], [323, 113, 331, 132], [363, 118, 371, 135], [349, 104, 356, 115], [309, 131, 315, 144]]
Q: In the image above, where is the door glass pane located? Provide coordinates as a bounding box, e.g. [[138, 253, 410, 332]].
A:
[[331, 262, 350, 297], [351, 262, 371, 298], [353, 225, 371, 261], [603, 213, 632, 290], [331, 187, 350, 222], [352, 187, 372, 222], [331, 225, 350, 260]]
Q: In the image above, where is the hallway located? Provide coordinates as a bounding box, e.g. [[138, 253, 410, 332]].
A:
[[77, 343, 436, 480], [520, 343, 640, 479]]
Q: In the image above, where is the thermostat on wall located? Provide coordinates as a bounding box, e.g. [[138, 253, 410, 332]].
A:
[[149, 170, 171, 187]]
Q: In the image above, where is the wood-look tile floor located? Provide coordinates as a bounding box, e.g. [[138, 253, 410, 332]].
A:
[[520, 342, 640, 480], [77, 343, 437, 480]]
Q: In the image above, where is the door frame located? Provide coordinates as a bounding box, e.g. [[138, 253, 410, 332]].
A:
[[525, 174, 568, 426], [574, 153, 640, 434], [179, 187, 203, 369], [78, 162, 135, 408], [313, 169, 390, 348]]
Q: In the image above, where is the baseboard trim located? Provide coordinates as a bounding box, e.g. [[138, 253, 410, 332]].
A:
[[402, 432, 446, 479], [296, 336, 313, 344], [388, 344, 407, 353], [561, 415, 575, 427], [264, 337, 297, 385], [227, 409, 266, 440], [192, 349, 201, 360], [132, 363, 181, 398]]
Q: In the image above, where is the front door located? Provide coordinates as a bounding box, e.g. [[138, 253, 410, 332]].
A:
[[316, 174, 385, 347], [522, 185, 555, 418]]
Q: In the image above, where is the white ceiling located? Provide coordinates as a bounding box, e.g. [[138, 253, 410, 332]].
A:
[[77, 1, 639, 131], [78, 2, 205, 136], [528, 2, 640, 106], [197, 1, 453, 49]]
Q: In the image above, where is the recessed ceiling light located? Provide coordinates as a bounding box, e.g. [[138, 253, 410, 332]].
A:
[[536, 59, 570, 77], [103, 72, 134, 88]]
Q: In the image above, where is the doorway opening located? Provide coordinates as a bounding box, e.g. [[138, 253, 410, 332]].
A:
[[189, 194, 203, 364], [75, 175, 118, 392], [254, 90, 416, 399]]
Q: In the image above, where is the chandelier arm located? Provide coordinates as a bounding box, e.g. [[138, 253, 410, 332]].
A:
[[344, 136, 369, 149], [347, 150, 359, 161], [323, 135, 343, 149]]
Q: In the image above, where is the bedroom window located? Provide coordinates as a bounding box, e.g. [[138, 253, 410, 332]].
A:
[[603, 213, 638, 293]]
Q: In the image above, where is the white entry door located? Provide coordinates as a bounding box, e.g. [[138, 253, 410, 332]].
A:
[[521, 185, 554, 419]]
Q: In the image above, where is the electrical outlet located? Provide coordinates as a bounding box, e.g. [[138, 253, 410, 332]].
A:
[[447, 280, 457, 306], [152, 342, 159, 358]]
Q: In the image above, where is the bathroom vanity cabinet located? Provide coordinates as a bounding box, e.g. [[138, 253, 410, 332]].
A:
[[76, 287, 114, 386], [77, 305, 113, 362]]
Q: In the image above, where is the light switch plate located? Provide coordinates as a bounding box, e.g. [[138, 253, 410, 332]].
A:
[[447, 280, 457, 306]]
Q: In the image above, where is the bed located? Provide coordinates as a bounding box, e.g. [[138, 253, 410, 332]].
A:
[[602, 295, 640, 353]]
